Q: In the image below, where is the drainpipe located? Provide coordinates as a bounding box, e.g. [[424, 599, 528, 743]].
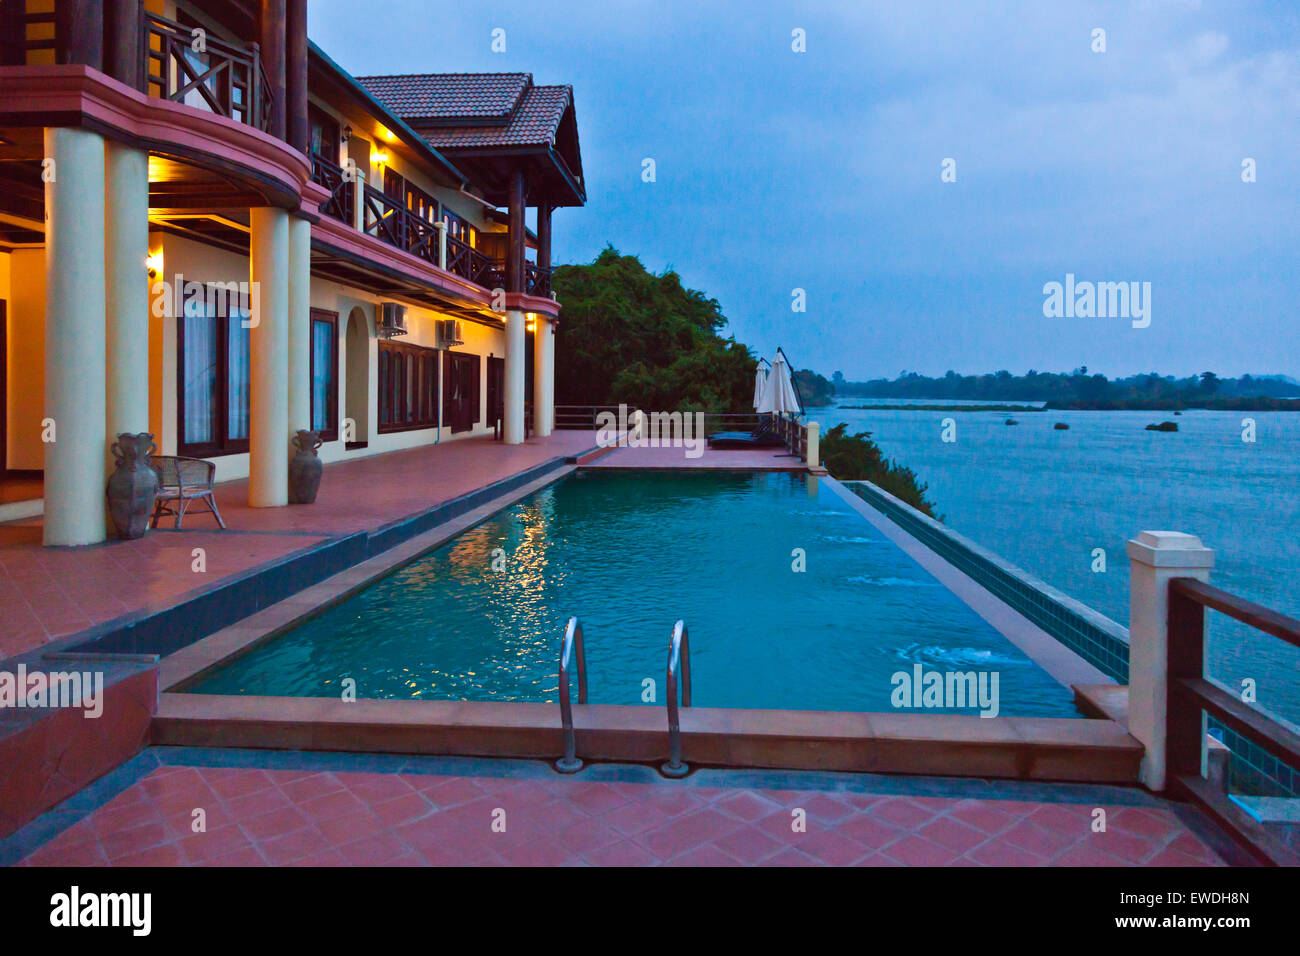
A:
[[457, 185, 498, 212]]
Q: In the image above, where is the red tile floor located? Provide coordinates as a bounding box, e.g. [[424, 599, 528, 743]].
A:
[[0, 432, 599, 660], [15, 761, 1227, 867]]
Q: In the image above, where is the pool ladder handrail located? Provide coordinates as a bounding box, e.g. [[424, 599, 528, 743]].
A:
[[661, 619, 693, 778], [555, 616, 588, 773]]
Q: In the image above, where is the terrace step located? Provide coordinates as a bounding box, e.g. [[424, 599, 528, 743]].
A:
[[153, 694, 1144, 784]]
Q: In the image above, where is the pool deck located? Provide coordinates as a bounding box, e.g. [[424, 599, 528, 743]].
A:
[[3, 748, 1236, 867], [0, 430, 601, 662]]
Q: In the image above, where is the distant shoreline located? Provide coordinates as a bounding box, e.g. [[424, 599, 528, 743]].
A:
[[817, 398, 1300, 412], [834, 403, 1045, 412]]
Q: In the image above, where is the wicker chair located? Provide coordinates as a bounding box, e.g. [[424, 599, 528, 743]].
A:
[[149, 456, 226, 530]]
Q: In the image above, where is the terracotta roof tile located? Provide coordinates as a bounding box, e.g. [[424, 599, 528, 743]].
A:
[[355, 73, 573, 150], [354, 72, 531, 123]]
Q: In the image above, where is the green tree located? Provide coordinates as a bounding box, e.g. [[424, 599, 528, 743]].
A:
[[552, 247, 756, 410]]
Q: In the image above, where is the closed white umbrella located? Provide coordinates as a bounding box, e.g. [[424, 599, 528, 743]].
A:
[[757, 352, 800, 415], [752, 360, 769, 411]]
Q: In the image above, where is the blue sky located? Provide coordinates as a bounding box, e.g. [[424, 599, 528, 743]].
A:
[[309, 0, 1300, 380]]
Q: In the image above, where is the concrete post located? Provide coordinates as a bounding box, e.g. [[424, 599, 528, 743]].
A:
[[249, 206, 290, 507], [352, 169, 366, 233], [44, 128, 108, 545], [287, 216, 311, 438], [503, 308, 525, 444], [805, 420, 820, 469], [1126, 530, 1215, 790], [532, 317, 553, 437], [105, 142, 150, 458]]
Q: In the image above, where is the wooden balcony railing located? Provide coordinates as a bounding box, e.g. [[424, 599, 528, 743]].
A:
[[143, 12, 272, 133], [0, 3, 56, 64], [775, 412, 808, 460], [310, 155, 353, 224], [525, 262, 553, 298], [445, 232, 502, 289], [1167, 576, 1300, 866]]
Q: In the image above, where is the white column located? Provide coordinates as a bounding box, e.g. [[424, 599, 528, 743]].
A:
[[287, 215, 311, 436], [1126, 531, 1215, 791], [532, 316, 553, 437], [105, 143, 150, 453], [44, 128, 107, 546], [503, 308, 525, 444], [249, 206, 290, 507]]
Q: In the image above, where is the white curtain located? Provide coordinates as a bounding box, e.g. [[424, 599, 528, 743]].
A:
[[182, 297, 216, 445]]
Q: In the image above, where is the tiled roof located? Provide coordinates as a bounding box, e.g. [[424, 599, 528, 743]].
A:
[[354, 72, 531, 123], [355, 73, 573, 150]]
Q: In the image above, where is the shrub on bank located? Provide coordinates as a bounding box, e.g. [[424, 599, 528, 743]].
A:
[[819, 423, 938, 518]]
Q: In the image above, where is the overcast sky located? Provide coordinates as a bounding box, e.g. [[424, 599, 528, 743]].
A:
[[309, 0, 1300, 380]]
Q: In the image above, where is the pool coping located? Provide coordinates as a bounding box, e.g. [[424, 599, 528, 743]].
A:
[[821, 475, 1113, 692], [151, 465, 1144, 786]]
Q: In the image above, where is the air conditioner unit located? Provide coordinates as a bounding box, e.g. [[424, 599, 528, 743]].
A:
[[377, 302, 407, 338], [437, 319, 464, 348]]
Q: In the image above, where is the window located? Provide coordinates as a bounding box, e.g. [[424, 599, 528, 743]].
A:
[[308, 105, 340, 161], [177, 284, 251, 457], [310, 309, 339, 441], [442, 207, 476, 246], [378, 340, 439, 432], [383, 168, 440, 223]]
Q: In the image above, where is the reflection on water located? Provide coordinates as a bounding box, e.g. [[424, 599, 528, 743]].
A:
[[186, 470, 1078, 716]]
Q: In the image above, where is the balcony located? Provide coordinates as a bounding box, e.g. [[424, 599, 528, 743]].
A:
[[310, 156, 552, 297], [143, 13, 273, 133]]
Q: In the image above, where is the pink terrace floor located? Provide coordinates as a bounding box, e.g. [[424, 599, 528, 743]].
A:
[[14, 757, 1227, 867], [0, 431, 598, 661]]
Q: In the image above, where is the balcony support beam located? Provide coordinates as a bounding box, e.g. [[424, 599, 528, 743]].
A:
[[285, 0, 308, 153], [57, 0, 103, 69], [506, 169, 525, 294], [43, 127, 107, 545], [503, 310, 526, 444], [532, 317, 554, 437], [249, 206, 290, 507], [259, 0, 287, 141], [105, 142, 150, 463], [104, 0, 142, 88], [287, 215, 312, 441], [537, 203, 552, 272]]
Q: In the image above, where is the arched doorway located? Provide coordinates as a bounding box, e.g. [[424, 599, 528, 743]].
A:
[[344, 307, 370, 447]]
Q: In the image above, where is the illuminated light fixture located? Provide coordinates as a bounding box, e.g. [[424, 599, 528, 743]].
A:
[[146, 251, 163, 278], [371, 150, 389, 165]]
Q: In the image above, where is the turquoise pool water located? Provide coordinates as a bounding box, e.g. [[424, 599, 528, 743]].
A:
[[184, 470, 1078, 716]]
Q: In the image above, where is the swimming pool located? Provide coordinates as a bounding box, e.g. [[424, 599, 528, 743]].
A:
[[182, 470, 1079, 716]]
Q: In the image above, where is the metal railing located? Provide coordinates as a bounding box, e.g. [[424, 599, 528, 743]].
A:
[[1167, 577, 1300, 866], [661, 620, 692, 778], [143, 13, 272, 132], [555, 616, 588, 773]]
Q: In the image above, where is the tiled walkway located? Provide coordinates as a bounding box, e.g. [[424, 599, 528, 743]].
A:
[[10, 751, 1229, 867], [0, 432, 596, 660]]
